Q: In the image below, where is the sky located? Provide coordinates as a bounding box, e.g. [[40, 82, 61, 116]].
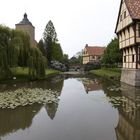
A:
[[0, 0, 120, 58]]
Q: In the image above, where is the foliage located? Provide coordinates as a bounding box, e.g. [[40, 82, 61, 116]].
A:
[[0, 25, 47, 80], [52, 43, 63, 62], [69, 57, 79, 64], [43, 20, 64, 67], [69, 51, 83, 65], [28, 47, 47, 80], [90, 68, 121, 81], [84, 62, 101, 71], [43, 20, 58, 65], [37, 39, 46, 57], [0, 25, 18, 79], [101, 38, 122, 66], [43, 20, 57, 43], [63, 54, 69, 63], [75, 51, 83, 65]]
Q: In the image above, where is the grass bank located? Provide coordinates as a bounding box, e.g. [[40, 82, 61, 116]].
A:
[[0, 67, 60, 84], [89, 68, 121, 81]]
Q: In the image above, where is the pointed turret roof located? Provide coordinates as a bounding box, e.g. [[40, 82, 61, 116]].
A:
[[16, 13, 33, 26]]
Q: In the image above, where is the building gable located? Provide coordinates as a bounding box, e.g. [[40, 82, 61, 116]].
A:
[[82, 45, 105, 64], [115, 0, 133, 33]]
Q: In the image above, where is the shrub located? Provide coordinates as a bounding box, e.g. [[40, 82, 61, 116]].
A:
[[84, 62, 101, 71]]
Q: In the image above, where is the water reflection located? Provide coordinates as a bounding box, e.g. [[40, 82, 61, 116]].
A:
[[0, 104, 42, 137], [116, 84, 140, 140], [1, 75, 140, 140], [45, 102, 59, 120], [0, 75, 64, 137], [81, 77, 140, 140], [0, 75, 64, 92], [81, 78, 102, 93]]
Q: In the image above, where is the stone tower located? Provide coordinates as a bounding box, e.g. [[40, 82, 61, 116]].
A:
[[15, 13, 36, 47]]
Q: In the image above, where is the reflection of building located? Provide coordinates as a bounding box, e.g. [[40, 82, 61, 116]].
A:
[[82, 44, 105, 64], [116, 84, 140, 140], [82, 78, 102, 93], [115, 0, 140, 86], [16, 13, 37, 47]]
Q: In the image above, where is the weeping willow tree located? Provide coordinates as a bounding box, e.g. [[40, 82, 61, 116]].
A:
[[0, 25, 47, 80], [28, 47, 47, 80], [0, 26, 17, 79]]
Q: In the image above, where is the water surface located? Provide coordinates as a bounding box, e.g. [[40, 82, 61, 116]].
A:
[[0, 75, 140, 140]]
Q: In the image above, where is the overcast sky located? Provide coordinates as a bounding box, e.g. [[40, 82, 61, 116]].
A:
[[0, 0, 120, 58]]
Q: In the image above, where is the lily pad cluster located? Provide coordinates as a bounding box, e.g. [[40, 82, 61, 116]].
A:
[[108, 96, 140, 111], [107, 86, 121, 92], [0, 88, 60, 109]]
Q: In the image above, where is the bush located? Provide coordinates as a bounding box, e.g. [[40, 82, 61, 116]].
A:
[[51, 60, 67, 72], [84, 62, 101, 71]]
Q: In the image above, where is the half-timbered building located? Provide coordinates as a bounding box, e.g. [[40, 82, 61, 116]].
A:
[[82, 44, 105, 64], [115, 0, 140, 86]]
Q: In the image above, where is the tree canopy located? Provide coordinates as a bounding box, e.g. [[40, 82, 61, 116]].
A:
[[43, 20, 64, 65], [101, 38, 122, 66], [43, 20, 57, 43], [0, 25, 47, 80]]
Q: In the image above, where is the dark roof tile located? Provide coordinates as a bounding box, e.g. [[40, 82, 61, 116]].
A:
[[16, 13, 33, 26], [125, 0, 140, 20]]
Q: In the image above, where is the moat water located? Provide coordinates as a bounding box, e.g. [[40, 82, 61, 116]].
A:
[[0, 75, 140, 140]]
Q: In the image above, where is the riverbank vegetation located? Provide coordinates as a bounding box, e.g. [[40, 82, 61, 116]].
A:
[[89, 68, 121, 81], [0, 25, 47, 81], [88, 38, 122, 81], [0, 21, 67, 82], [101, 38, 122, 67], [0, 67, 59, 84]]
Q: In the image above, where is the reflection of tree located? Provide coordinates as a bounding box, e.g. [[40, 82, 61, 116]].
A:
[[45, 102, 59, 120], [101, 79, 121, 97], [0, 104, 42, 137], [43, 75, 64, 119], [0, 75, 65, 93], [115, 84, 140, 140], [0, 75, 65, 131]]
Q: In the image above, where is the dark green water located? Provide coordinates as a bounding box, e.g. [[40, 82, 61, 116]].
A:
[[0, 75, 140, 140]]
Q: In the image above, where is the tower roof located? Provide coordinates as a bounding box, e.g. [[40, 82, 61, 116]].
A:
[[16, 13, 33, 26]]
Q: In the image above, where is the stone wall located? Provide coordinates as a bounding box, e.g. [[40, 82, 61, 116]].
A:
[[121, 68, 140, 86], [16, 24, 36, 47]]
